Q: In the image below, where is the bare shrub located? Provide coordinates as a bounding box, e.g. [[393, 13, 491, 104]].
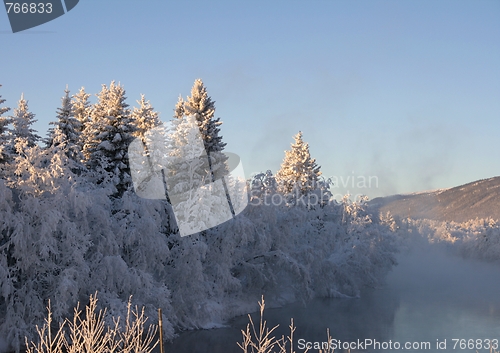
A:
[[238, 296, 308, 353]]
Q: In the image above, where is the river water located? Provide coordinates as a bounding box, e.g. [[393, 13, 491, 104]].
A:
[[164, 241, 500, 353]]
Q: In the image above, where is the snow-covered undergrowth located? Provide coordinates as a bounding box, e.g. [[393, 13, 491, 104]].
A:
[[386, 215, 500, 263], [0, 159, 398, 352]]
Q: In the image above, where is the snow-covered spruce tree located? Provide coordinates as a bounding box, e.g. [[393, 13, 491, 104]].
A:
[[9, 94, 41, 154], [173, 95, 185, 120], [165, 115, 210, 193], [127, 95, 163, 204], [0, 84, 11, 164], [164, 115, 232, 235], [160, 114, 236, 325], [72, 87, 91, 130], [2, 94, 41, 180], [82, 82, 135, 196], [183, 79, 227, 181], [275, 131, 322, 198], [45, 87, 83, 162], [72, 87, 92, 156], [131, 94, 160, 142]]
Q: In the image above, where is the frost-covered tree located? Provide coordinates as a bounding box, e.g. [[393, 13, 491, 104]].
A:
[[173, 95, 185, 120], [131, 94, 160, 142], [165, 115, 232, 236], [0, 145, 175, 350], [0, 84, 11, 164], [184, 79, 227, 180], [82, 82, 135, 195], [45, 87, 82, 162], [248, 170, 278, 205], [9, 94, 41, 154], [276, 131, 321, 197], [184, 79, 225, 154], [0, 85, 9, 118], [74, 91, 93, 160], [72, 87, 91, 130], [72, 87, 92, 162], [166, 115, 210, 191]]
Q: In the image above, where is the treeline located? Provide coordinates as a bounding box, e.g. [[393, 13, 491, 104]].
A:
[[0, 80, 228, 197]]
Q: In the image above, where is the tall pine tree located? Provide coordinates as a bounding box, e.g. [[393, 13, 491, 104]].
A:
[[82, 81, 135, 195], [72, 87, 92, 163], [173, 95, 185, 120], [183, 79, 227, 181], [0, 84, 11, 164], [72, 87, 91, 132], [10, 93, 41, 154], [165, 115, 232, 236], [45, 87, 82, 162], [275, 131, 321, 196], [131, 94, 160, 142]]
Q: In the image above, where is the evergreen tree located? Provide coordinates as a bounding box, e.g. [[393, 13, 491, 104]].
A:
[[184, 79, 227, 180], [131, 94, 160, 142], [165, 115, 231, 236], [0, 85, 9, 117], [82, 81, 135, 195], [173, 95, 185, 120], [166, 115, 210, 195], [275, 131, 322, 196], [45, 87, 82, 162], [72, 87, 92, 162], [10, 93, 41, 154], [0, 84, 11, 164], [128, 95, 162, 198], [72, 87, 91, 132], [184, 79, 226, 154]]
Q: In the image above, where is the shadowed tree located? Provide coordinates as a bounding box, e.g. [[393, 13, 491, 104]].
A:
[[45, 87, 83, 162], [0, 84, 11, 164], [82, 81, 136, 195]]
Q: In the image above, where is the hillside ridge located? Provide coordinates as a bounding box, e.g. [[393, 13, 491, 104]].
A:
[[369, 176, 500, 223]]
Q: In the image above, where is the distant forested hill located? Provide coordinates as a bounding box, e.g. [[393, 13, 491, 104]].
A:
[[369, 177, 500, 223]]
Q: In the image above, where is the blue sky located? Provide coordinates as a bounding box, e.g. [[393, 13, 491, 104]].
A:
[[1, 0, 499, 198]]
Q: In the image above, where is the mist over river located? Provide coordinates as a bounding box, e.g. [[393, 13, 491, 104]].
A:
[[165, 238, 500, 353]]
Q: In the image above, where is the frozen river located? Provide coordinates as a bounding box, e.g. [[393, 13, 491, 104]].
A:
[[164, 241, 500, 353]]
